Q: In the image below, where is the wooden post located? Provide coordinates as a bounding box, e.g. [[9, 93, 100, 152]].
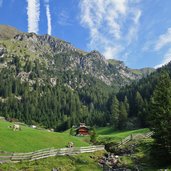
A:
[[10, 152, 14, 161], [131, 134, 133, 140]]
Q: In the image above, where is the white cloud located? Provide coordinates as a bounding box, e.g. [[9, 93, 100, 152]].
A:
[[103, 46, 123, 59], [44, 0, 52, 35], [155, 48, 171, 68], [155, 28, 171, 51], [127, 9, 141, 44], [154, 27, 171, 68], [27, 0, 40, 34], [0, 0, 3, 7], [45, 4, 52, 35], [79, 0, 141, 60]]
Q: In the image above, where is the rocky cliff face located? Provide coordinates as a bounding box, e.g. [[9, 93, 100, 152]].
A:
[[0, 25, 154, 89], [0, 25, 156, 129]]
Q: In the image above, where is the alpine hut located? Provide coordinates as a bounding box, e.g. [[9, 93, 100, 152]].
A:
[[76, 123, 90, 136]]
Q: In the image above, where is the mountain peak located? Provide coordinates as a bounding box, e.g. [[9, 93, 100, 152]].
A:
[[88, 50, 106, 61], [0, 25, 154, 87]]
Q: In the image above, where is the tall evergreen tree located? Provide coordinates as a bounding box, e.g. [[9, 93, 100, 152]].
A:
[[111, 96, 119, 129], [134, 91, 144, 115], [118, 102, 128, 130], [134, 91, 145, 127], [124, 96, 129, 114], [150, 71, 171, 158]]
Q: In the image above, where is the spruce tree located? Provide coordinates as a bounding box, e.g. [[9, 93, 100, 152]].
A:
[[135, 91, 145, 127], [150, 71, 171, 158], [118, 102, 128, 130], [111, 96, 119, 129], [124, 96, 129, 114]]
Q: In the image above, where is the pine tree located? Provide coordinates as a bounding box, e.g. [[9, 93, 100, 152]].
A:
[[135, 91, 144, 114], [150, 71, 171, 158], [118, 102, 128, 130], [124, 96, 129, 114], [111, 96, 119, 129], [134, 91, 145, 127]]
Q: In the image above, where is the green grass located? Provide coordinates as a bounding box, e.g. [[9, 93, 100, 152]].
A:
[[0, 120, 88, 152], [130, 69, 142, 75], [65, 127, 150, 145], [0, 151, 104, 171], [0, 39, 49, 66], [107, 59, 123, 66], [97, 127, 150, 142]]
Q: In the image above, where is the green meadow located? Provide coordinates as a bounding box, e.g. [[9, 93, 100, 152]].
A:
[[0, 120, 88, 152], [0, 151, 104, 171], [96, 126, 150, 142]]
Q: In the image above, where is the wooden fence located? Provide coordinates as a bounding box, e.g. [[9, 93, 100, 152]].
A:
[[0, 145, 105, 163], [118, 131, 153, 147]]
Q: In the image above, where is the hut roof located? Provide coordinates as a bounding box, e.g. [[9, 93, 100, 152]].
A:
[[76, 123, 90, 130]]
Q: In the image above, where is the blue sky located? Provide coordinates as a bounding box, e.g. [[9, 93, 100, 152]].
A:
[[0, 0, 171, 69]]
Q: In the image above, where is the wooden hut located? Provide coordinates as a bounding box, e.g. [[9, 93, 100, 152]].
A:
[[76, 123, 89, 136]]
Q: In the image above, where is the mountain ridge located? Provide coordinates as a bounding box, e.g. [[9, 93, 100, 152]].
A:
[[0, 25, 155, 129], [0, 25, 154, 87]]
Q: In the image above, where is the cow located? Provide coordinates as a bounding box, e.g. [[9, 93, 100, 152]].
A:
[[9, 124, 21, 131]]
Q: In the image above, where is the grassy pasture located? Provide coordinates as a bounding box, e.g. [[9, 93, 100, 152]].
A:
[[0, 151, 104, 171], [0, 120, 88, 152], [96, 127, 150, 142]]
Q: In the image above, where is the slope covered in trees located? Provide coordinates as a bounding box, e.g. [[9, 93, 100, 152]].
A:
[[110, 62, 171, 131], [108, 67, 171, 164], [0, 25, 155, 131], [0, 67, 111, 131]]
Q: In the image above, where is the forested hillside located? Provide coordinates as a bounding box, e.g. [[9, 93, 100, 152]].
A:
[[110, 62, 171, 130], [0, 25, 154, 131]]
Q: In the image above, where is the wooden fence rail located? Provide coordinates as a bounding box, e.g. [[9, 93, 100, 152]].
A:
[[118, 131, 153, 147], [0, 145, 105, 163]]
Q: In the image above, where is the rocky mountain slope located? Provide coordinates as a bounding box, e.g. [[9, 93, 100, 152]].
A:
[[0, 25, 154, 89], [0, 25, 154, 129]]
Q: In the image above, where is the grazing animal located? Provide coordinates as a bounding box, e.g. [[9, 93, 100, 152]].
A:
[[68, 142, 74, 148], [9, 124, 21, 131]]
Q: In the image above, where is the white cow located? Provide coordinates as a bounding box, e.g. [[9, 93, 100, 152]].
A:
[[9, 124, 21, 131]]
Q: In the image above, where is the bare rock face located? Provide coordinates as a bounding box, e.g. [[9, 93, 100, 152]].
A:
[[14, 33, 78, 54], [0, 47, 6, 57], [0, 25, 154, 89]]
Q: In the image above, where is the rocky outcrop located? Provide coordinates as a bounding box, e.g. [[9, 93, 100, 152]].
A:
[[0, 25, 154, 89], [14, 33, 79, 54], [0, 47, 6, 57]]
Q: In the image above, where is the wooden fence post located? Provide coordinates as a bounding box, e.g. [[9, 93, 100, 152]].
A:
[[0, 145, 105, 163], [10, 152, 14, 161], [131, 134, 133, 140]]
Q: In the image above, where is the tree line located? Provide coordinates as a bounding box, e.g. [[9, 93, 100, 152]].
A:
[[112, 63, 171, 162]]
